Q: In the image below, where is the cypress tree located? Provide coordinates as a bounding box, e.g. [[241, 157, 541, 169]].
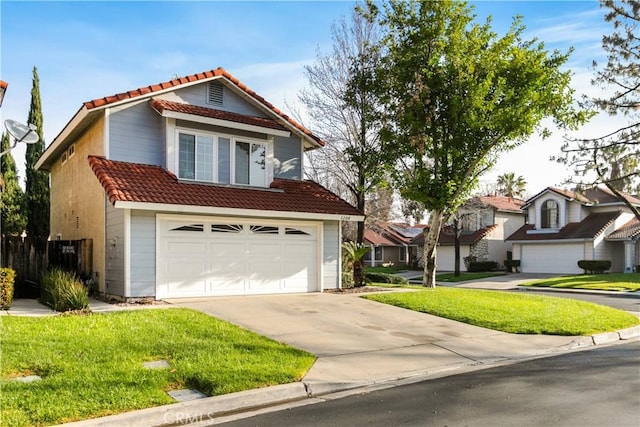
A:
[[24, 66, 50, 250], [1, 131, 26, 238]]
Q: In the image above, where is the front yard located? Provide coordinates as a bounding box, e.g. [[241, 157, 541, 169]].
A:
[[0, 308, 315, 427], [521, 273, 640, 292], [363, 287, 640, 335]]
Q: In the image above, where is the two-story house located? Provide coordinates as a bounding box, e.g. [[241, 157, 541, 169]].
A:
[[35, 68, 363, 300], [506, 187, 640, 274], [412, 196, 525, 271]]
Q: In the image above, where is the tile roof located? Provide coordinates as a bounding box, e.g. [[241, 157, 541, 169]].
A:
[[364, 222, 426, 246], [478, 196, 525, 213], [151, 99, 287, 132], [83, 67, 323, 146], [88, 156, 362, 217], [583, 187, 640, 205], [411, 224, 498, 246], [524, 186, 640, 208], [607, 217, 640, 240], [506, 211, 622, 241], [364, 229, 400, 246]]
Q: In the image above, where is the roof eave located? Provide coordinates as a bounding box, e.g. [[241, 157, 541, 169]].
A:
[[35, 105, 90, 171], [112, 200, 364, 222]]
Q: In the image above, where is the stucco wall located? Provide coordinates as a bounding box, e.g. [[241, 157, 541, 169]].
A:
[[49, 115, 106, 291]]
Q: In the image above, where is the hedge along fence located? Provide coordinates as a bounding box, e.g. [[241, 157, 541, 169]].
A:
[[577, 260, 612, 274], [0, 268, 16, 310]]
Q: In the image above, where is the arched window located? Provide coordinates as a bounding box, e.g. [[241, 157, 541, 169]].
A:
[[541, 200, 559, 229]]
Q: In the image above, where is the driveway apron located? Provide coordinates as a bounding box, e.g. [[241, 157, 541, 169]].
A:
[[168, 293, 578, 383]]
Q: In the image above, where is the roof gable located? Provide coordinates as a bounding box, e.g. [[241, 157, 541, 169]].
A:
[[82, 67, 323, 146], [36, 67, 323, 171], [523, 186, 640, 209]]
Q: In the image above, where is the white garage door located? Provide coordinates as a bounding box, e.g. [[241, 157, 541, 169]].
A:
[[436, 245, 471, 271], [157, 216, 319, 298], [521, 243, 584, 274]]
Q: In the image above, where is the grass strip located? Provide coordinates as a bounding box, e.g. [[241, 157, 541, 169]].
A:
[[363, 287, 639, 335], [0, 308, 315, 426], [521, 273, 640, 292], [435, 272, 506, 282]]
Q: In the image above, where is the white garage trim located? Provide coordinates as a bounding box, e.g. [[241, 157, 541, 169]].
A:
[[116, 200, 364, 222], [156, 214, 322, 298]]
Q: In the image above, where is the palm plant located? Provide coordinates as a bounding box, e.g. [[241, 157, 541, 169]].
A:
[[342, 241, 370, 287], [496, 172, 527, 198]]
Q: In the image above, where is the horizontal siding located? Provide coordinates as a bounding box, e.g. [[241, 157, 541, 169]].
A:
[[323, 221, 340, 289], [130, 210, 156, 297], [109, 103, 164, 166], [105, 203, 125, 297], [169, 83, 268, 117], [274, 135, 302, 180]]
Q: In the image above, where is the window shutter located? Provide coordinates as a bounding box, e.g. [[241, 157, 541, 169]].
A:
[[207, 82, 224, 105]]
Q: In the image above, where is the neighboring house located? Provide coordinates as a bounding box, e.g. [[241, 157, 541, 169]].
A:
[[506, 187, 640, 274], [363, 222, 425, 267], [35, 67, 364, 300], [412, 196, 525, 271]]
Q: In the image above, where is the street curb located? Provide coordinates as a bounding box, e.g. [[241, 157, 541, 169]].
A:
[[57, 383, 308, 427], [304, 380, 369, 397], [58, 328, 640, 427]]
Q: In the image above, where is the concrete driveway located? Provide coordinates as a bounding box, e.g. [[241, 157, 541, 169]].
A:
[[168, 291, 581, 385]]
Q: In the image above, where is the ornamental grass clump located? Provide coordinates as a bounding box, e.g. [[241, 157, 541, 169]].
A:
[[40, 268, 89, 312]]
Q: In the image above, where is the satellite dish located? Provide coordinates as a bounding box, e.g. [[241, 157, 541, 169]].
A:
[[4, 119, 39, 144]]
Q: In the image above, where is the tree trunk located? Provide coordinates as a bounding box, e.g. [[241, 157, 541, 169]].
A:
[[454, 232, 461, 277], [422, 210, 444, 288]]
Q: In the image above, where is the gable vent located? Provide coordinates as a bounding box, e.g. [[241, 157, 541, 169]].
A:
[[207, 82, 224, 106]]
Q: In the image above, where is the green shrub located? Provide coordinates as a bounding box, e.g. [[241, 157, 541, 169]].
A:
[[577, 260, 611, 274], [40, 268, 90, 312], [468, 261, 498, 272], [0, 268, 16, 310], [504, 259, 521, 273], [364, 271, 408, 284]]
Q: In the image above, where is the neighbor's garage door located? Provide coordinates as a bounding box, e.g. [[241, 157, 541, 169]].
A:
[[521, 243, 584, 274], [157, 216, 319, 298], [436, 245, 471, 271]]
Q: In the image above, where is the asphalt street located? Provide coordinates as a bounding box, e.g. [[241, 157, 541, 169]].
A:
[[217, 342, 640, 427]]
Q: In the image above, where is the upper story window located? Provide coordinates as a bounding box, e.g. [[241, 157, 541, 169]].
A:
[[177, 129, 269, 187], [235, 141, 266, 187], [541, 199, 559, 229]]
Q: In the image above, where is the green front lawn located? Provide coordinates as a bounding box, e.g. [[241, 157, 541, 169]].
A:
[[407, 272, 506, 282], [521, 273, 640, 292], [436, 271, 506, 282], [0, 308, 315, 426], [365, 265, 409, 274], [363, 287, 639, 335]]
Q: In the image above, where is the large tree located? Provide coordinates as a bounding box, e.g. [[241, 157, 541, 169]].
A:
[[366, 0, 586, 287], [300, 4, 384, 247], [1, 132, 26, 240], [558, 0, 640, 219], [25, 66, 50, 250]]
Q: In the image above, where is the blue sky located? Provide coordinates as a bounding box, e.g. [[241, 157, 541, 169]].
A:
[[0, 1, 614, 199]]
